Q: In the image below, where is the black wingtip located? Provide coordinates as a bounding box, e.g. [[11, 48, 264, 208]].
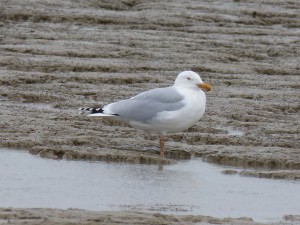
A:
[[79, 107, 104, 114]]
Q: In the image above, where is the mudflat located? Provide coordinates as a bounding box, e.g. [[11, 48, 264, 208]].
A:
[[1, 208, 300, 225], [0, 0, 300, 224]]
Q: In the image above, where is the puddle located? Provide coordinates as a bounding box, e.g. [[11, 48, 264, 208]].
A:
[[227, 128, 244, 136], [0, 148, 300, 222]]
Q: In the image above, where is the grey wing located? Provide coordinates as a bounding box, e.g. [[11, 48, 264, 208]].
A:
[[107, 86, 185, 122]]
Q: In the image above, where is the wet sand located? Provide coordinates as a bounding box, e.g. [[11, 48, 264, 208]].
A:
[[0, 0, 300, 224], [1, 208, 300, 225]]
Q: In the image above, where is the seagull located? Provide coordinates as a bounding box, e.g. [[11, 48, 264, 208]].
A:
[[79, 71, 211, 157]]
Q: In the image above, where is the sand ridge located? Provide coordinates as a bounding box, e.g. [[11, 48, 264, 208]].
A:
[[1, 0, 299, 169], [1, 208, 300, 225]]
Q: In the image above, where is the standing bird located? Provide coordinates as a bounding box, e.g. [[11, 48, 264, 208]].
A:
[[79, 71, 211, 157]]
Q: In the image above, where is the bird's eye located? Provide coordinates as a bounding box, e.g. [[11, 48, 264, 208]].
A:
[[187, 77, 191, 80]]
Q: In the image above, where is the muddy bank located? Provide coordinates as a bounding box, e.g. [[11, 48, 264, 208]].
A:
[[1, 1, 300, 170], [29, 146, 175, 164], [1, 208, 299, 225], [222, 169, 300, 180]]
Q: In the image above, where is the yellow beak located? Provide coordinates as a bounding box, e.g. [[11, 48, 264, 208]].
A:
[[197, 82, 212, 92]]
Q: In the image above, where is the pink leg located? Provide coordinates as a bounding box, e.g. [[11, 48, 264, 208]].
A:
[[159, 136, 165, 157]]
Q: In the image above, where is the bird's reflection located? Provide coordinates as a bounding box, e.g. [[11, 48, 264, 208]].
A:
[[158, 161, 164, 171]]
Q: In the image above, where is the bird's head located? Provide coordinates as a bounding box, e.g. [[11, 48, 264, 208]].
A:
[[174, 71, 212, 92]]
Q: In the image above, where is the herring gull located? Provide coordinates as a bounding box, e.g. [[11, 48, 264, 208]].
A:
[[79, 71, 211, 157]]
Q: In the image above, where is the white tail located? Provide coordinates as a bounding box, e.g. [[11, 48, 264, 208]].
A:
[[88, 114, 115, 117]]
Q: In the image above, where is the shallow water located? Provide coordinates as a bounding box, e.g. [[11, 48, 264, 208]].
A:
[[0, 148, 299, 222]]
